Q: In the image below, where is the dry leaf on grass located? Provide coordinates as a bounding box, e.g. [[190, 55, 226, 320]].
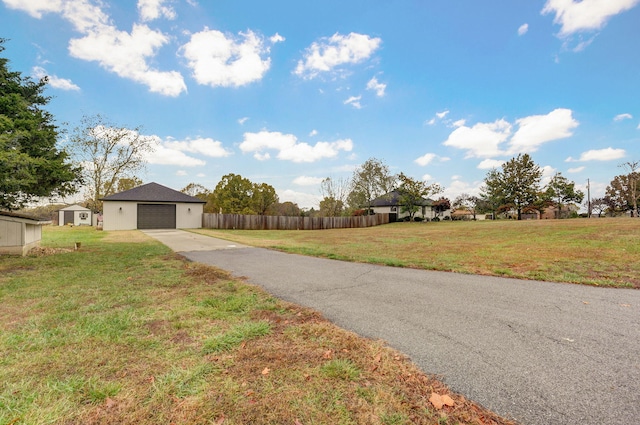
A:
[[429, 392, 455, 410], [323, 349, 333, 359], [261, 367, 271, 375]]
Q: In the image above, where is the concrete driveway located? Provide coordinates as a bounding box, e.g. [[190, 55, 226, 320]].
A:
[[142, 229, 248, 251], [145, 229, 640, 425]]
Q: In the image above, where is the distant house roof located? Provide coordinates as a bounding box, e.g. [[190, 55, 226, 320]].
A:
[[101, 182, 206, 204], [59, 204, 91, 211], [0, 210, 51, 225], [370, 190, 433, 207]]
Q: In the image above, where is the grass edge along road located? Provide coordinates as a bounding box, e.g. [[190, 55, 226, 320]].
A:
[[192, 218, 640, 289], [0, 226, 515, 425]]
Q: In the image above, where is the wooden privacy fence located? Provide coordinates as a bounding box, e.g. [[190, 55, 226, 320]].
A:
[[202, 213, 390, 230]]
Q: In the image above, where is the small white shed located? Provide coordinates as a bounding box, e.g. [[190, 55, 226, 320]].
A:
[[58, 204, 92, 226], [101, 182, 205, 231], [0, 211, 51, 256]]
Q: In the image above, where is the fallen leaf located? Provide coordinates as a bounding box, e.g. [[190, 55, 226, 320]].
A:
[[214, 415, 225, 424], [582, 301, 590, 305], [373, 354, 382, 363], [429, 392, 455, 409], [323, 350, 333, 359], [261, 367, 271, 375], [620, 304, 631, 308], [105, 397, 116, 409], [295, 420, 303, 425]]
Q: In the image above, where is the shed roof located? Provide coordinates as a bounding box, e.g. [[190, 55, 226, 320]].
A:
[[370, 190, 433, 207], [59, 204, 91, 211], [0, 210, 51, 225], [101, 182, 206, 203]]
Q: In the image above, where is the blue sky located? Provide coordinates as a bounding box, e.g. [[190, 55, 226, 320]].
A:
[[2, 0, 639, 209]]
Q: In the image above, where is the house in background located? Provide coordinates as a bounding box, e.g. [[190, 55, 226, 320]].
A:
[[101, 182, 205, 231], [0, 210, 51, 255], [370, 190, 451, 221], [58, 204, 92, 226]]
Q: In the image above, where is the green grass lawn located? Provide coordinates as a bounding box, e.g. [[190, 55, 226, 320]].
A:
[[193, 218, 640, 288], [0, 226, 514, 425]]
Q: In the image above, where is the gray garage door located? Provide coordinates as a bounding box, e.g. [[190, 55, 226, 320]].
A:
[[137, 204, 176, 229]]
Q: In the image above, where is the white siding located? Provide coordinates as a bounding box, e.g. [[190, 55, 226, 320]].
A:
[[103, 201, 138, 231], [176, 203, 203, 229], [0, 219, 22, 247], [103, 201, 203, 231]]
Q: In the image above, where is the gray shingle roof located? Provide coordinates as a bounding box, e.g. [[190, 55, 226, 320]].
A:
[[101, 182, 206, 203]]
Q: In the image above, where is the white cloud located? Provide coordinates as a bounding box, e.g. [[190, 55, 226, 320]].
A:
[[443, 109, 578, 159], [147, 143, 206, 167], [7, 0, 187, 96], [614, 113, 633, 121], [568, 166, 585, 173], [415, 153, 449, 167], [452, 119, 466, 128], [196, 173, 206, 178], [278, 189, 321, 210], [442, 178, 483, 200], [69, 24, 186, 96], [239, 130, 353, 163], [344, 95, 362, 109], [270, 33, 285, 43], [309, 129, 318, 137], [415, 153, 437, 166], [477, 159, 505, 169], [138, 0, 176, 22], [366, 76, 386, 97], [566, 147, 626, 162], [508, 108, 578, 154], [238, 117, 249, 125], [422, 174, 432, 182], [542, 0, 640, 36], [293, 176, 324, 186], [426, 110, 450, 126], [294, 32, 382, 79], [443, 119, 512, 158], [181, 28, 273, 88], [31, 66, 80, 91], [144, 134, 232, 167], [518, 23, 529, 35], [176, 170, 187, 176], [164, 137, 232, 158]]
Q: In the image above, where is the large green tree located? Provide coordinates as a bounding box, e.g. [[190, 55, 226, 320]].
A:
[[252, 183, 279, 215], [211, 174, 278, 215], [396, 173, 442, 221], [482, 154, 542, 220], [347, 158, 396, 213], [544, 172, 584, 218], [67, 114, 156, 211], [605, 170, 640, 217], [618, 161, 639, 217], [0, 39, 81, 210]]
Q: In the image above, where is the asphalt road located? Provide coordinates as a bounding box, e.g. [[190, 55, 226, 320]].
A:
[[145, 230, 640, 425]]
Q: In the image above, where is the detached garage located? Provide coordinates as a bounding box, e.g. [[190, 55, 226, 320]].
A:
[[101, 182, 205, 231]]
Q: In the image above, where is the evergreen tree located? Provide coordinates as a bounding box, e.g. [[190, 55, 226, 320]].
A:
[[0, 39, 80, 210]]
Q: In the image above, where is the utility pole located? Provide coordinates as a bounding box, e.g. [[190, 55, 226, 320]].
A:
[[587, 178, 591, 218]]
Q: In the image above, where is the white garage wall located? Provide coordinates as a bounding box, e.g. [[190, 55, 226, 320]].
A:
[[177, 203, 203, 229], [103, 201, 203, 231], [103, 201, 137, 231]]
